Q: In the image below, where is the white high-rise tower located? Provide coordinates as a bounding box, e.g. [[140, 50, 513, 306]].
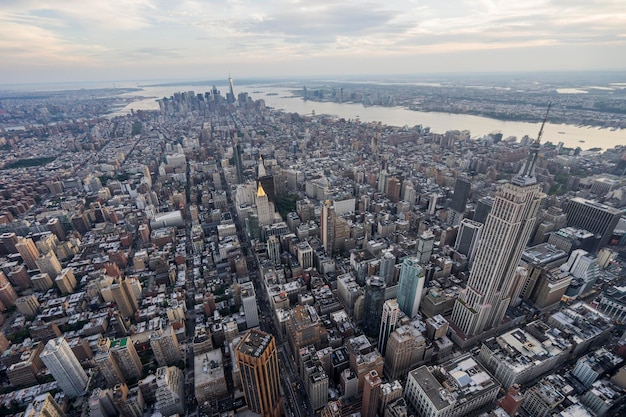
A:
[[378, 299, 400, 357], [40, 337, 89, 398], [451, 138, 544, 338]]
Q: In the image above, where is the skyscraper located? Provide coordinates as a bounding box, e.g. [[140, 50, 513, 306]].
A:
[[454, 218, 483, 263], [95, 338, 125, 388], [227, 75, 236, 104], [450, 177, 472, 213], [377, 299, 400, 357], [241, 282, 260, 329], [110, 337, 143, 381], [111, 277, 139, 319], [361, 370, 382, 417], [233, 138, 244, 184], [40, 337, 89, 398], [564, 197, 621, 250], [396, 257, 425, 318], [379, 250, 396, 285], [362, 276, 386, 337], [416, 231, 434, 264], [256, 183, 272, 226], [266, 235, 281, 265], [258, 155, 276, 204], [451, 140, 544, 338], [235, 329, 282, 417], [474, 196, 494, 224], [36, 251, 62, 279], [321, 200, 335, 254], [150, 322, 181, 367], [16, 237, 40, 271], [448, 176, 472, 226]]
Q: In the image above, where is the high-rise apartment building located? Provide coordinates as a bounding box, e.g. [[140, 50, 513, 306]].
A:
[[15, 295, 40, 317], [36, 251, 62, 279], [31, 272, 53, 291], [16, 237, 40, 271], [111, 277, 139, 319], [451, 142, 543, 338], [235, 329, 282, 417], [46, 217, 66, 241], [0, 272, 18, 309], [155, 366, 185, 417], [396, 258, 424, 318], [40, 337, 89, 398], [150, 321, 181, 367], [55, 267, 77, 295], [110, 337, 143, 380], [24, 393, 66, 417], [0, 232, 19, 255], [8, 264, 31, 290], [113, 383, 145, 417], [377, 299, 400, 357], [95, 338, 126, 388]]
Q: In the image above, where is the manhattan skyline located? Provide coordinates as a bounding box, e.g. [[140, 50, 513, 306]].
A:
[[1, 0, 625, 84]]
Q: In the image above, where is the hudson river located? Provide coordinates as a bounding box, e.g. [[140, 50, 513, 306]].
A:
[[112, 84, 626, 151]]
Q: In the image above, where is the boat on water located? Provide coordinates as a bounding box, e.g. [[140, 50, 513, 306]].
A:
[[579, 140, 585, 143], [558, 131, 565, 134]]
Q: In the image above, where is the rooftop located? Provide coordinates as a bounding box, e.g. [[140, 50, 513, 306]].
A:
[[522, 243, 568, 267], [410, 353, 498, 412], [194, 348, 225, 386], [483, 322, 569, 374], [236, 329, 273, 358]]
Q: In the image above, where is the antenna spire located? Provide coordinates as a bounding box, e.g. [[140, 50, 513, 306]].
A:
[[512, 103, 551, 186], [535, 102, 551, 144]]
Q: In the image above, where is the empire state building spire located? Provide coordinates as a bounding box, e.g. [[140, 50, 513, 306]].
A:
[[512, 103, 550, 187]]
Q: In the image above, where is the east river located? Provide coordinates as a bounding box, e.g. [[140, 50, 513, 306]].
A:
[[112, 84, 626, 151]]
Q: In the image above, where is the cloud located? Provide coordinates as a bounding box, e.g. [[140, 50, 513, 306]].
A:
[[0, 0, 625, 82]]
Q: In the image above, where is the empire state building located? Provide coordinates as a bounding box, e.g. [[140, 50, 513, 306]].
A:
[[451, 139, 544, 338]]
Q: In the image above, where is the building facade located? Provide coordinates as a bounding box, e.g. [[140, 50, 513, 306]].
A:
[[396, 258, 424, 319], [40, 337, 89, 398], [235, 329, 282, 417], [451, 142, 543, 338]]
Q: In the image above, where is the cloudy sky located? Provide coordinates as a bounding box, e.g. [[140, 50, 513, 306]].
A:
[[1, 0, 625, 83]]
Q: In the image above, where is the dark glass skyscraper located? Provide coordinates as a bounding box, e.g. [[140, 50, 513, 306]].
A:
[[363, 276, 386, 337]]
